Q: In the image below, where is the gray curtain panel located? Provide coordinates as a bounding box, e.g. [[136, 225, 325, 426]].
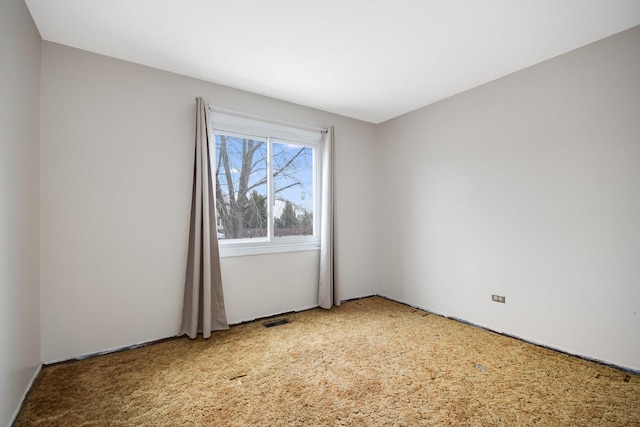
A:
[[318, 126, 337, 309], [180, 97, 228, 339]]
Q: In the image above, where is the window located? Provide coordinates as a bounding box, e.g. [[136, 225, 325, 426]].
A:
[[211, 111, 323, 257]]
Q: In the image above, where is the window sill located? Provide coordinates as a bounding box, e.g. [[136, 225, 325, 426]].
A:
[[218, 240, 320, 258]]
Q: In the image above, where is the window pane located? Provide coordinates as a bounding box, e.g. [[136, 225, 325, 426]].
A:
[[214, 134, 268, 239], [272, 141, 314, 237]]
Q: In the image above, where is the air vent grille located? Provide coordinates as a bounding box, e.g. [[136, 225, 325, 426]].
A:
[[262, 318, 290, 328]]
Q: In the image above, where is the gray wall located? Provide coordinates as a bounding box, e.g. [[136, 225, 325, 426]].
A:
[[0, 0, 42, 425], [39, 42, 378, 362], [377, 26, 640, 371]]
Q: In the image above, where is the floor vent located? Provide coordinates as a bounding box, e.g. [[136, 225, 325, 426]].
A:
[[263, 318, 290, 328]]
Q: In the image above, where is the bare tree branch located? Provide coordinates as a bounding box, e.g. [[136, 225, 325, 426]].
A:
[[273, 147, 306, 178]]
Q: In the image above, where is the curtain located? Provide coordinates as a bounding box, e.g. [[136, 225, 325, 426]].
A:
[[180, 97, 228, 338], [318, 126, 337, 309]]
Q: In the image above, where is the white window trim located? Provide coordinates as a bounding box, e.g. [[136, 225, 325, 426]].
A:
[[218, 239, 320, 258], [211, 111, 324, 258]]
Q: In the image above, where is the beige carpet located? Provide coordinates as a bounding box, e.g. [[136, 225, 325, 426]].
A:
[[15, 297, 640, 426]]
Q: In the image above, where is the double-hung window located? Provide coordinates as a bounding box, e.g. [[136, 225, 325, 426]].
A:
[[210, 111, 323, 257]]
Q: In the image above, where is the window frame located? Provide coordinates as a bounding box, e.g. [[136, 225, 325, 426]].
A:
[[210, 111, 323, 258]]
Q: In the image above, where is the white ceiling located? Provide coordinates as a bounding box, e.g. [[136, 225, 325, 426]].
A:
[[25, 0, 640, 124]]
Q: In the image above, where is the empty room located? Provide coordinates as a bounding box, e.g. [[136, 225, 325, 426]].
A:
[[2, 0, 639, 425]]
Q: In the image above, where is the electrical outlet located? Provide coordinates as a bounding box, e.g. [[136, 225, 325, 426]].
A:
[[492, 294, 506, 303]]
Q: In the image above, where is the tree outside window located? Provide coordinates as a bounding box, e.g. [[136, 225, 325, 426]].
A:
[[214, 133, 315, 241]]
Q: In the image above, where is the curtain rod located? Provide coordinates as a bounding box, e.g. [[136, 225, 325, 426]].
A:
[[208, 105, 328, 133]]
